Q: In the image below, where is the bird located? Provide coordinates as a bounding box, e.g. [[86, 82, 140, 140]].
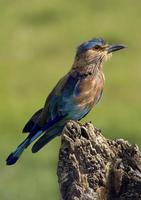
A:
[[6, 38, 126, 165]]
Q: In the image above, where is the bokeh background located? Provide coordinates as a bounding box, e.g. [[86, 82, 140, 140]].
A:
[[0, 0, 141, 199]]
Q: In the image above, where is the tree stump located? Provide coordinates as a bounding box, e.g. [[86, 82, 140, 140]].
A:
[[57, 120, 141, 200]]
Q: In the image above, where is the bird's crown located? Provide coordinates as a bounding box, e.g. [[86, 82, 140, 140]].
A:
[[77, 38, 106, 54]]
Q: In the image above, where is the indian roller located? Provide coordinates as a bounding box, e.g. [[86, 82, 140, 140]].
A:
[[6, 38, 126, 165]]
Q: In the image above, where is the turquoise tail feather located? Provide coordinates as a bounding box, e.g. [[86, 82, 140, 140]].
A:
[[32, 127, 62, 153], [6, 117, 65, 165], [6, 130, 43, 165], [6, 138, 30, 165]]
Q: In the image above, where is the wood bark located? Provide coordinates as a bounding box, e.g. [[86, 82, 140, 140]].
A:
[[57, 120, 141, 200]]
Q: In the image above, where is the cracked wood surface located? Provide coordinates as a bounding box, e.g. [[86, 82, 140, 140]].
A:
[[57, 120, 141, 200]]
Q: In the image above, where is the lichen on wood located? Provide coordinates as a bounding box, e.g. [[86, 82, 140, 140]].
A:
[[57, 120, 141, 200]]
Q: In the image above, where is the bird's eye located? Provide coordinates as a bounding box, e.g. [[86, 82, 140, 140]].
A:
[[94, 45, 100, 50]]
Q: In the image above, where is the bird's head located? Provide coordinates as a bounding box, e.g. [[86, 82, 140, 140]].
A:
[[74, 38, 126, 68]]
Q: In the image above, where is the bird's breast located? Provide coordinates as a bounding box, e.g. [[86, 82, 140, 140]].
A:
[[74, 71, 105, 108]]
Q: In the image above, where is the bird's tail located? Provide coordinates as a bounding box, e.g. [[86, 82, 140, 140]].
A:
[[6, 128, 44, 166], [6, 137, 30, 165], [32, 127, 62, 153], [6, 116, 66, 165]]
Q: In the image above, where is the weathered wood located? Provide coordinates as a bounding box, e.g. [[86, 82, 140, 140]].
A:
[[57, 120, 141, 200]]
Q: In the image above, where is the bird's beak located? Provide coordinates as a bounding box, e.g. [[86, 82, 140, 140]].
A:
[[107, 44, 126, 54]]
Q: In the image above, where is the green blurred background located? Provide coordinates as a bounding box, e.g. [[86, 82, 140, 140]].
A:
[[0, 0, 141, 199]]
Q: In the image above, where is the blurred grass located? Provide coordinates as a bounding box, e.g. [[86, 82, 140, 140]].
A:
[[0, 0, 141, 199]]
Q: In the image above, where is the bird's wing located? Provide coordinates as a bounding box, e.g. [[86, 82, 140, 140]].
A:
[[22, 108, 43, 133], [22, 73, 70, 134], [21, 72, 79, 137], [36, 71, 80, 126]]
